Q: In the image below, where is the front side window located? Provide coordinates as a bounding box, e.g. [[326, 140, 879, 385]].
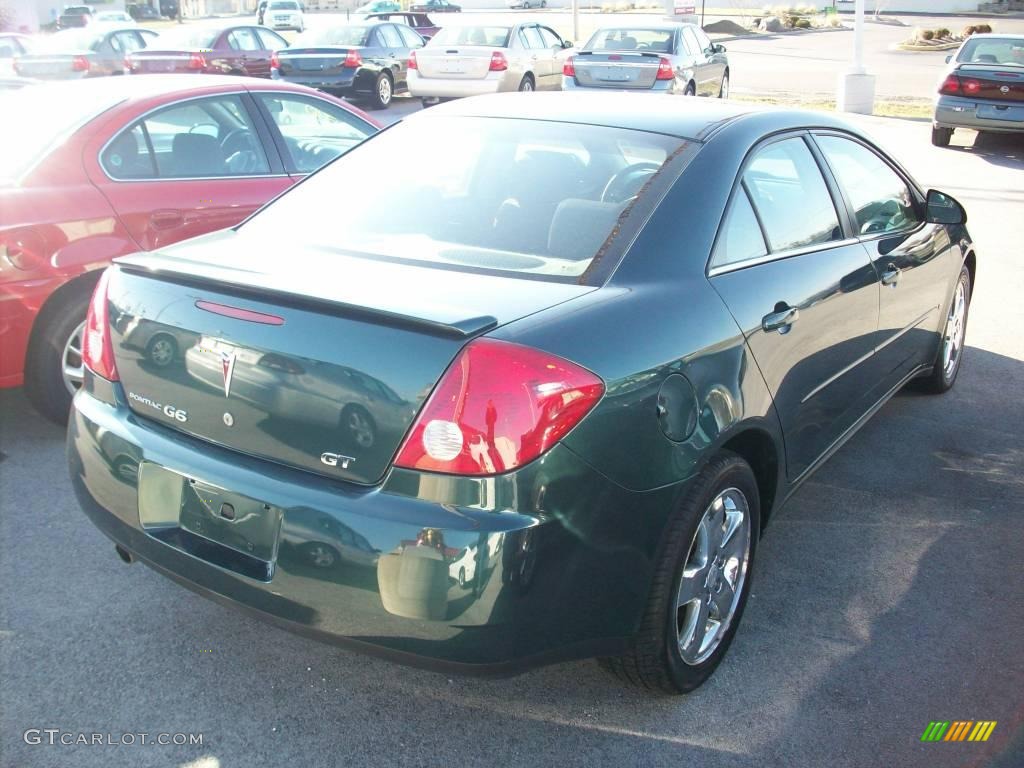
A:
[[539, 27, 562, 49], [104, 95, 269, 179], [238, 116, 686, 282], [712, 186, 768, 268], [396, 24, 423, 49], [743, 137, 841, 253], [815, 135, 920, 236], [521, 26, 545, 50], [256, 93, 376, 173], [377, 24, 403, 49]]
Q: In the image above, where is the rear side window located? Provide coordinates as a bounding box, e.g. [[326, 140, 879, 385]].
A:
[[712, 186, 768, 268], [815, 135, 920, 236], [103, 95, 270, 179], [742, 138, 841, 253]]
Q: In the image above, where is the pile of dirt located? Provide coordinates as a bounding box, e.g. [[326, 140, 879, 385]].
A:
[[702, 19, 750, 35]]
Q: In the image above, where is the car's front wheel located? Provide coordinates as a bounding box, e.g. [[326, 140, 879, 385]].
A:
[[931, 125, 953, 147], [600, 451, 760, 693]]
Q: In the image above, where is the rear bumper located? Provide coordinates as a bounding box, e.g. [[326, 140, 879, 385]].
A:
[[934, 94, 1024, 133], [272, 69, 361, 95], [407, 70, 514, 98], [68, 379, 685, 673], [561, 77, 677, 94]]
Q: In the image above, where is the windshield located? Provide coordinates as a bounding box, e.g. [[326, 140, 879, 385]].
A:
[[239, 115, 684, 282], [957, 36, 1024, 66], [429, 26, 510, 47], [585, 28, 675, 52], [295, 25, 369, 46], [0, 86, 122, 183], [152, 27, 221, 49], [34, 29, 103, 52]]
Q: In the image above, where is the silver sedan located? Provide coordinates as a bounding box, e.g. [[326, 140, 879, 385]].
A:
[[562, 23, 728, 98], [408, 22, 572, 102]]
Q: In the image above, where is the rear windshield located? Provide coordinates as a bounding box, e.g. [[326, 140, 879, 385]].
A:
[[0, 86, 122, 183], [63, 6, 92, 15], [429, 26, 511, 47], [238, 115, 685, 282], [35, 29, 103, 51], [268, 1, 300, 8], [296, 25, 369, 46], [585, 28, 674, 52], [956, 36, 1024, 66], [152, 27, 221, 50]]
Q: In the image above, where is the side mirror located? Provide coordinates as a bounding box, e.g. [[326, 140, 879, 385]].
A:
[[944, 54, 952, 63], [925, 189, 966, 225], [715, 43, 726, 53], [562, 40, 573, 49]]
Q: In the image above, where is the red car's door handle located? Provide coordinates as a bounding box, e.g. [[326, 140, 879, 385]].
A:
[[151, 210, 184, 229]]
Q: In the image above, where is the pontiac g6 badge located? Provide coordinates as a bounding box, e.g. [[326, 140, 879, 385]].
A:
[[128, 391, 187, 422], [221, 351, 236, 398]]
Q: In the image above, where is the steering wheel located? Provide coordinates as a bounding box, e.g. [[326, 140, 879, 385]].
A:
[[601, 162, 662, 204], [859, 199, 904, 235], [220, 128, 262, 173]]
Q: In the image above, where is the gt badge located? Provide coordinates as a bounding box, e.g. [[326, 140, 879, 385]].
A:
[[321, 452, 356, 469]]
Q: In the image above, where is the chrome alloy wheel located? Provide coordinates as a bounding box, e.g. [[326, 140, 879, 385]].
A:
[[942, 279, 967, 379], [676, 487, 751, 665], [378, 75, 392, 106], [62, 320, 86, 396]]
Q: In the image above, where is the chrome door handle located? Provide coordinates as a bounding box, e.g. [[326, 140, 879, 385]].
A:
[[762, 305, 799, 333], [881, 263, 901, 287]]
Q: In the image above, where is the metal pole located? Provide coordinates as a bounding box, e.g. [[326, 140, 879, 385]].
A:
[[572, 0, 579, 45], [853, 0, 864, 72], [701, 0, 705, 28]]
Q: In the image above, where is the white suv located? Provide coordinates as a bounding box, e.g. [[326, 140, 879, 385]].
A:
[[264, 0, 304, 32]]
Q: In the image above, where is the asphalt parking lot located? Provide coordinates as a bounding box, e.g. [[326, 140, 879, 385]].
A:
[[1, 104, 1021, 766]]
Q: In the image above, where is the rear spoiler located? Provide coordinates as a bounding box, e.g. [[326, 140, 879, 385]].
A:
[[115, 263, 498, 339]]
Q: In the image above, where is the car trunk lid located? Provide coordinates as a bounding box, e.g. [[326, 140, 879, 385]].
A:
[[127, 49, 202, 73], [570, 51, 661, 89], [952, 64, 1024, 102], [275, 47, 361, 76], [107, 229, 594, 485], [414, 46, 495, 80]]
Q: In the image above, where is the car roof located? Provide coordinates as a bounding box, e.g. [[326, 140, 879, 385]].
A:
[[425, 92, 860, 143]]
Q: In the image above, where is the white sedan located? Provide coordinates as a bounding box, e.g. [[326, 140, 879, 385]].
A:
[[408, 22, 572, 102]]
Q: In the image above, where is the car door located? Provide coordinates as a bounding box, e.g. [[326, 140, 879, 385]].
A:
[[227, 27, 270, 77], [395, 23, 426, 87], [252, 91, 378, 176], [372, 24, 406, 88], [86, 92, 292, 251], [691, 25, 725, 93], [537, 26, 567, 89], [519, 25, 550, 87], [681, 26, 713, 95], [813, 132, 959, 391], [707, 135, 880, 481]]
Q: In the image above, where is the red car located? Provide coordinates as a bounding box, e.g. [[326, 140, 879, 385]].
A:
[[125, 24, 288, 78], [0, 75, 379, 423]]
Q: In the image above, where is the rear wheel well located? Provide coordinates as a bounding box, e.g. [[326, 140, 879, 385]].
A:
[[721, 429, 780, 529], [26, 271, 101, 369]]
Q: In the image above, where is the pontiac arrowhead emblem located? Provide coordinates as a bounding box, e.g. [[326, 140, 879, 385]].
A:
[[221, 351, 236, 398]]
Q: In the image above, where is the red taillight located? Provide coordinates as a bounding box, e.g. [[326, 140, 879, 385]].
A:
[[939, 74, 961, 95], [82, 269, 119, 382], [394, 339, 604, 476], [71, 55, 90, 72], [343, 49, 362, 68], [489, 51, 508, 72], [961, 77, 982, 95], [562, 55, 575, 77], [187, 52, 206, 69], [123, 54, 133, 71], [270, 51, 280, 69], [408, 50, 417, 70], [656, 56, 674, 81]]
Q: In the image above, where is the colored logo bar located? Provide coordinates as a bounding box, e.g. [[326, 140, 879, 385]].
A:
[[921, 721, 997, 742]]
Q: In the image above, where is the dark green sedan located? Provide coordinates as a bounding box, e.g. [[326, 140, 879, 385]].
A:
[[68, 93, 975, 693]]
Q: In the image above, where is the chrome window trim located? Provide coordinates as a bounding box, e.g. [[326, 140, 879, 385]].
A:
[[97, 90, 282, 182], [707, 237, 860, 277]]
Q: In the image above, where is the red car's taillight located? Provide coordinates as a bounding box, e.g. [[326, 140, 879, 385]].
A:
[[71, 55, 90, 72], [343, 49, 362, 68], [394, 339, 604, 476], [187, 52, 206, 69], [82, 269, 119, 382], [270, 51, 280, 69], [656, 56, 674, 81], [562, 55, 575, 77], [489, 51, 508, 72], [408, 50, 417, 70]]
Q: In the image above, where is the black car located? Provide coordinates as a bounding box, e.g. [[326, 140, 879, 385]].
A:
[[271, 22, 425, 109]]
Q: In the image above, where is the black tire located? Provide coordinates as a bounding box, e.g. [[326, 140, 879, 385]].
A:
[[914, 265, 970, 394], [599, 451, 760, 694], [145, 333, 178, 368], [368, 72, 393, 110], [518, 74, 534, 92], [684, 81, 696, 96], [24, 283, 93, 425], [718, 70, 729, 99], [931, 125, 953, 147]]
